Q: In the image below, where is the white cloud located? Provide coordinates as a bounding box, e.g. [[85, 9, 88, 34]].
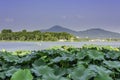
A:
[[61, 16, 67, 19], [75, 15, 84, 19], [4, 18, 14, 23], [61, 15, 84, 20]]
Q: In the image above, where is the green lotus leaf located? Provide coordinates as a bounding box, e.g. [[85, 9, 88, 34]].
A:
[[51, 53, 75, 63], [6, 68, 19, 77], [10, 69, 33, 80], [76, 49, 88, 60], [42, 73, 69, 80], [87, 50, 104, 60], [1, 52, 19, 62], [103, 61, 120, 69], [31, 65, 54, 76], [70, 64, 96, 80], [105, 51, 120, 59], [0, 72, 6, 79], [89, 65, 113, 80], [32, 59, 46, 66]]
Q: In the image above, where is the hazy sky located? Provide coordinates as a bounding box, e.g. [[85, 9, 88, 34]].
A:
[[0, 0, 120, 32]]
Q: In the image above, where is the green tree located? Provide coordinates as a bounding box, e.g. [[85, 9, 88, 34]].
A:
[[1, 29, 12, 33]]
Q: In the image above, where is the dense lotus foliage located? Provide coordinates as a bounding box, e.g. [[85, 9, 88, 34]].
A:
[[0, 45, 120, 80]]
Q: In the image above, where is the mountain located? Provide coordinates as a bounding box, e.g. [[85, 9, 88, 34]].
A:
[[41, 25, 76, 34], [41, 25, 120, 39], [77, 28, 120, 38]]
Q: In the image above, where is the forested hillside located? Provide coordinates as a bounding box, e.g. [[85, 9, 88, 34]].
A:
[[0, 29, 74, 41]]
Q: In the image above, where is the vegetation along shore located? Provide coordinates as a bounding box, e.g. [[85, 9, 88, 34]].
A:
[[0, 29, 120, 42]]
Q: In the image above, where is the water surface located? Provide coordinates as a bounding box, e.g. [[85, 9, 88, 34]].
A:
[[0, 41, 120, 51]]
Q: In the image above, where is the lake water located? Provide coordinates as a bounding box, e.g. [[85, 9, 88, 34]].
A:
[[0, 41, 120, 51]]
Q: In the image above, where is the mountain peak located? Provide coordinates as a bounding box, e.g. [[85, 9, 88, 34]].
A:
[[79, 28, 120, 38], [41, 26, 120, 39], [42, 25, 76, 33], [51, 25, 64, 29], [49, 25, 66, 30]]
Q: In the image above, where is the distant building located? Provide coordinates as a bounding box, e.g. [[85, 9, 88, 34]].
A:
[[89, 39, 106, 42], [76, 36, 80, 38], [59, 39, 67, 42]]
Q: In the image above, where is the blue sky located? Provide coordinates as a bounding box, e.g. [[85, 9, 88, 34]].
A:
[[0, 0, 120, 32]]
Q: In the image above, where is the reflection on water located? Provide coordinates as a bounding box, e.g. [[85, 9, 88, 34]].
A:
[[0, 41, 120, 51]]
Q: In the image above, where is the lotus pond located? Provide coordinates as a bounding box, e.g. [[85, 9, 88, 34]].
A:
[[0, 45, 120, 80]]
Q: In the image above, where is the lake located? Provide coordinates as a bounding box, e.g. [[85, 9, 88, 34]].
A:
[[0, 41, 120, 51]]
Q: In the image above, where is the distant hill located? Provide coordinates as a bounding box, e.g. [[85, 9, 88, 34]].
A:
[[41, 25, 120, 39], [41, 25, 76, 34], [77, 28, 120, 38]]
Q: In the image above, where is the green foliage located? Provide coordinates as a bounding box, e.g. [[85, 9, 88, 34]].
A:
[[10, 69, 33, 80], [13, 50, 31, 56], [0, 29, 74, 41], [89, 65, 113, 80], [31, 65, 54, 76], [0, 45, 120, 80], [1, 29, 12, 33], [70, 64, 96, 80]]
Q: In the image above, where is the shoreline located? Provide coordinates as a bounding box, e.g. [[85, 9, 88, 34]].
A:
[[0, 40, 120, 42]]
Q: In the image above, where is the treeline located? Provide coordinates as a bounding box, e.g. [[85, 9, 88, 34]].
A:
[[0, 29, 75, 41]]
